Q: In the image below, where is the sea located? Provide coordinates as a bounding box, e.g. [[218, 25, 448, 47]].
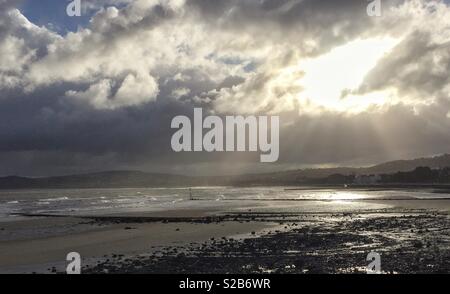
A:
[[0, 186, 449, 222]]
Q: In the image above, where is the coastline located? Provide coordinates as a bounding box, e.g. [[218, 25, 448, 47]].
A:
[[0, 209, 279, 273], [0, 196, 449, 274]]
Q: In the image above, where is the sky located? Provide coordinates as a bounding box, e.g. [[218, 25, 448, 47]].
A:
[[1, 0, 450, 176]]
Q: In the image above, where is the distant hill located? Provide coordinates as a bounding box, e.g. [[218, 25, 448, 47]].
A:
[[0, 171, 194, 189], [224, 154, 450, 185], [364, 154, 450, 174], [2, 154, 450, 189]]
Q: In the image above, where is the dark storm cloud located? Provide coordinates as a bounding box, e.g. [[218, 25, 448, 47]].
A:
[[1, 0, 450, 176], [0, 84, 188, 154], [357, 30, 450, 99], [187, 0, 406, 56]]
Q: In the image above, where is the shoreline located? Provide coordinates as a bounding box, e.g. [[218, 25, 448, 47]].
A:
[[0, 209, 280, 273], [83, 208, 450, 274], [1, 197, 449, 274]]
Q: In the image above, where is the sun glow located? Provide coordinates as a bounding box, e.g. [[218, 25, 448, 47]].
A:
[[297, 37, 400, 113]]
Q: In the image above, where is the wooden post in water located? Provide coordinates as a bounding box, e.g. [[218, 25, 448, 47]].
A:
[[189, 188, 193, 200]]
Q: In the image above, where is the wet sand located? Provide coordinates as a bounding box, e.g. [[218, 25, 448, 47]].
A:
[[0, 199, 449, 274], [0, 210, 278, 273]]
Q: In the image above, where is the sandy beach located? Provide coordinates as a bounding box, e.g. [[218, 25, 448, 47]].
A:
[[0, 187, 449, 274], [0, 210, 276, 273]]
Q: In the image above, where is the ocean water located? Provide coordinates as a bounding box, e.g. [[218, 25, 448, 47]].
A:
[[0, 187, 448, 222]]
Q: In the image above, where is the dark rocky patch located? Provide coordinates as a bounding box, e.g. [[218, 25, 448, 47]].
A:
[[80, 211, 450, 274]]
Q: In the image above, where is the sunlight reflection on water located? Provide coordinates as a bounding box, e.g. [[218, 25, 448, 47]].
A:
[[0, 187, 447, 221]]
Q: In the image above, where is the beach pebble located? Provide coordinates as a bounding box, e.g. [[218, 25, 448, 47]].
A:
[[413, 241, 423, 248]]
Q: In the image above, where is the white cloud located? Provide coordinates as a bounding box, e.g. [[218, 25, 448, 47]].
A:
[[114, 72, 159, 107], [66, 79, 113, 109], [65, 72, 159, 109], [1, 0, 450, 173], [1, 0, 450, 115], [170, 87, 191, 99]]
